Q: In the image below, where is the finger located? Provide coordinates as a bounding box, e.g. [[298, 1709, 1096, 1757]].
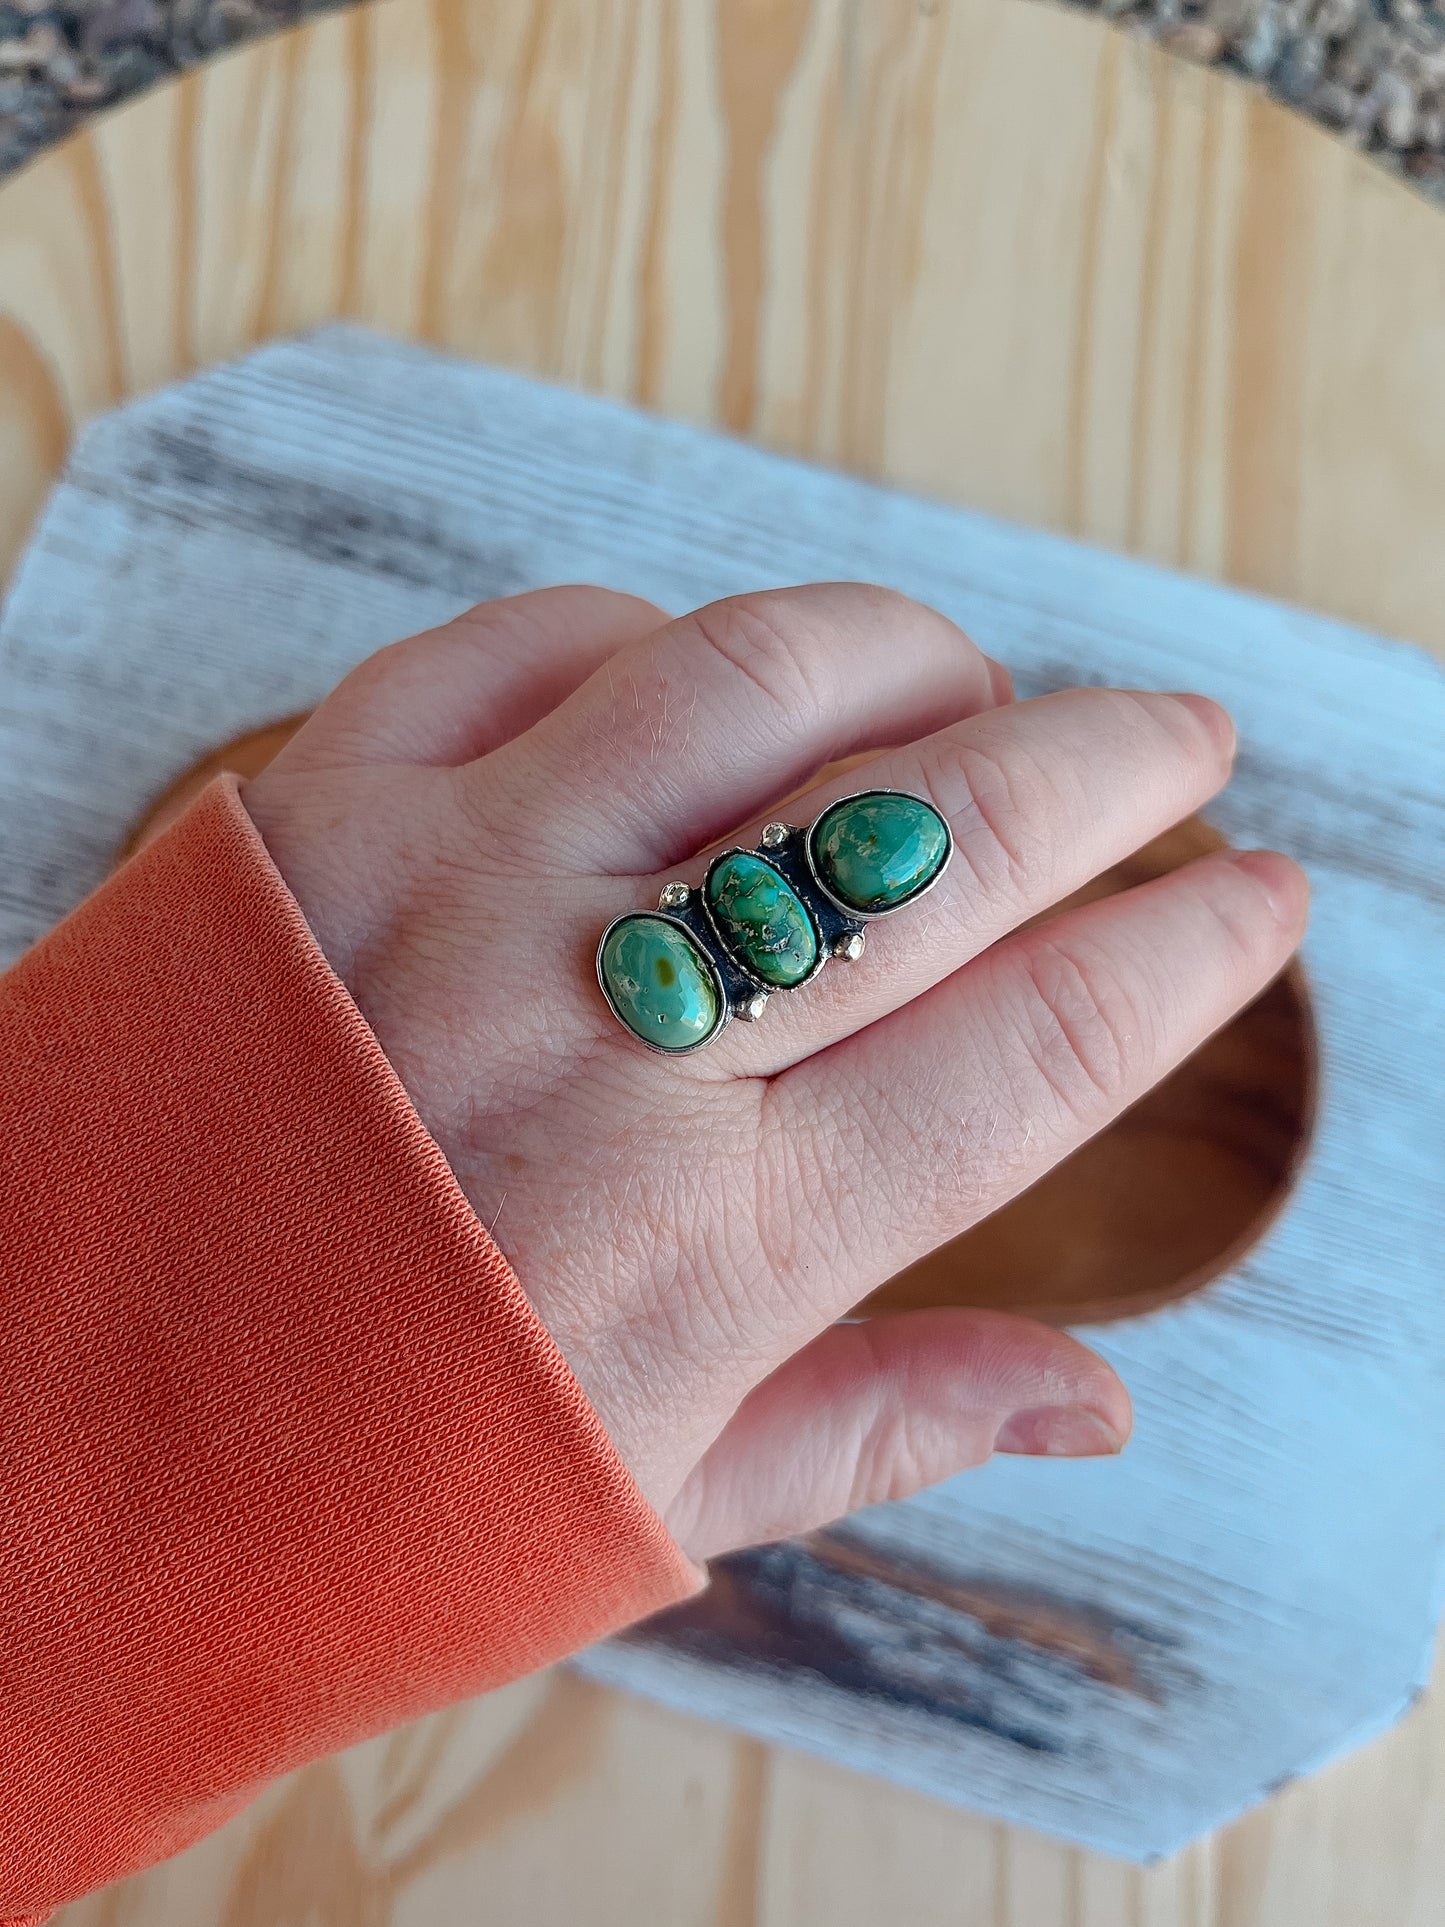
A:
[[494, 584, 1011, 872], [701, 687, 1236, 1076], [759, 848, 1307, 1339], [663, 1310, 1129, 1562], [268, 585, 668, 773]]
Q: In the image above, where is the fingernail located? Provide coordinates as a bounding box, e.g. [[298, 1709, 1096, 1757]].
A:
[[984, 654, 1015, 705], [1220, 847, 1307, 927], [1163, 697, 1240, 763], [993, 1406, 1124, 1458], [1165, 691, 1236, 760]]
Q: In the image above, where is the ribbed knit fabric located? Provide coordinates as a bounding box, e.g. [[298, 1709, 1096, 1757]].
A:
[[0, 775, 700, 1922]]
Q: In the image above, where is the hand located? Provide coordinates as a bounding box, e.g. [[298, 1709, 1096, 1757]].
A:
[[241, 583, 1307, 1562]]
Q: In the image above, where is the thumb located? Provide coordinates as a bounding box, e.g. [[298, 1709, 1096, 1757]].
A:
[[662, 1309, 1130, 1562]]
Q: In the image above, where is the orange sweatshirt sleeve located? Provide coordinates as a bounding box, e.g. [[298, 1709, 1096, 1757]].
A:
[[0, 774, 701, 1924]]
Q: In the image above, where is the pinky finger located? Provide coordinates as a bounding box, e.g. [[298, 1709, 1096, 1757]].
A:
[[268, 585, 667, 773], [662, 1308, 1129, 1563]]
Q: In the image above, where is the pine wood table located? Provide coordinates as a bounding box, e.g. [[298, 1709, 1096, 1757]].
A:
[[2, 1, 1442, 1920]]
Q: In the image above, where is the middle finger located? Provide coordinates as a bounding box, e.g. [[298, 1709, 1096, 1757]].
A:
[[681, 685, 1237, 1075]]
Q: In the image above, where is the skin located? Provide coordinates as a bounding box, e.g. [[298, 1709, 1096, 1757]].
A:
[[241, 582, 1308, 1564]]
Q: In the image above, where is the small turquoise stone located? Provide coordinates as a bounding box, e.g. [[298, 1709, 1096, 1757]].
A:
[[705, 851, 819, 988], [599, 914, 722, 1052], [810, 790, 950, 913]]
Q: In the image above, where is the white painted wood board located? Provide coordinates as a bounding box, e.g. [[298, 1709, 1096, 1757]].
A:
[[1, 326, 1441, 1861]]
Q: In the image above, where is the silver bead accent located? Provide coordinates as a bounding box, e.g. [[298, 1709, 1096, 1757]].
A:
[[759, 822, 790, 851], [657, 881, 691, 910], [832, 931, 866, 961], [737, 989, 770, 1022]]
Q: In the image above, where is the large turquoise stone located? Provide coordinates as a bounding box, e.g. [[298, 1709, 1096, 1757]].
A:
[[705, 851, 819, 987], [810, 790, 950, 913], [598, 914, 722, 1052]]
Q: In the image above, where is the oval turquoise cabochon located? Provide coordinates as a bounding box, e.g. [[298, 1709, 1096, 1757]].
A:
[[597, 913, 723, 1052], [809, 790, 951, 914], [705, 850, 819, 987]]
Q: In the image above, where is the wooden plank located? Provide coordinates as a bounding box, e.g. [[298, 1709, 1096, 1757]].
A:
[[52, 1645, 1445, 1927], [3, 324, 1441, 1867], [0, 0, 1439, 659], [0, 0, 1440, 1915]]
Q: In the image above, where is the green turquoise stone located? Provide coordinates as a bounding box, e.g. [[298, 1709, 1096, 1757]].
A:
[[705, 851, 819, 988], [599, 914, 722, 1052], [810, 791, 950, 913]]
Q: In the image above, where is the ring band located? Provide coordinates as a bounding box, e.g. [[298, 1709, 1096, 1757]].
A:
[[596, 788, 953, 1054]]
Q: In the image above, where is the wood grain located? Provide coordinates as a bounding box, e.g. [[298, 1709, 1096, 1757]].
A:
[[50, 1648, 1445, 1927], [7, 320, 1441, 1912], [0, 0, 1440, 1919], [2, 0, 1445, 656]]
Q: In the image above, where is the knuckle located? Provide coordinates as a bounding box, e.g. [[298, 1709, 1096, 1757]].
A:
[[1198, 862, 1279, 965], [338, 633, 415, 698], [482, 584, 668, 643], [838, 580, 928, 631], [824, 580, 975, 653], [848, 1389, 964, 1512], [851, 1409, 920, 1511], [924, 736, 1051, 900], [1013, 935, 1140, 1119], [1094, 688, 1225, 788], [1118, 687, 1212, 759], [687, 594, 839, 724]]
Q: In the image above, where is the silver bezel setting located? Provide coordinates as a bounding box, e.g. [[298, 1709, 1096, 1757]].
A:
[[595, 908, 732, 1056], [700, 845, 829, 993], [596, 788, 951, 1051], [803, 785, 954, 921]]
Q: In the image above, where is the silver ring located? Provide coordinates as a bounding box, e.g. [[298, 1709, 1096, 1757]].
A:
[[596, 788, 953, 1054]]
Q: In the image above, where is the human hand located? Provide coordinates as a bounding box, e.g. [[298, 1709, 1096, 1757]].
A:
[[240, 583, 1307, 1562]]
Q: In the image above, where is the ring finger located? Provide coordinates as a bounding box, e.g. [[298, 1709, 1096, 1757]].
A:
[[671, 684, 1238, 1075], [757, 845, 1308, 1338]]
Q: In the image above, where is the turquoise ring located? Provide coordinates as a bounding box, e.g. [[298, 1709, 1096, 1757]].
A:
[[596, 788, 953, 1055]]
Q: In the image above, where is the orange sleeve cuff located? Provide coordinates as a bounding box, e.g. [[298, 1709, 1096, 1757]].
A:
[[0, 775, 700, 1921]]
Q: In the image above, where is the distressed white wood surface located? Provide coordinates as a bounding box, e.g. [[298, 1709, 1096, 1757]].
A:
[[1, 326, 1441, 1860]]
